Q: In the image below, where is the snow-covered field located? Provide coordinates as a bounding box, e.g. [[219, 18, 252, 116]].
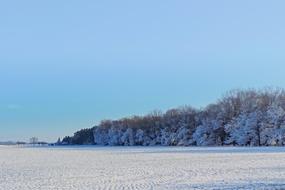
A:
[[1, 146, 285, 190]]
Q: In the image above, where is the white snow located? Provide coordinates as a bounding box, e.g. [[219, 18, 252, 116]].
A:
[[1, 146, 285, 189]]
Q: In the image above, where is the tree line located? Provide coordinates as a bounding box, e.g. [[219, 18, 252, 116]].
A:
[[61, 88, 285, 146]]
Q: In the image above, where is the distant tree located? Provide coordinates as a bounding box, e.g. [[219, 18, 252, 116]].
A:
[[29, 137, 38, 144], [61, 136, 72, 145], [70, 128, 95, 145], [56, 137, 61, 145]]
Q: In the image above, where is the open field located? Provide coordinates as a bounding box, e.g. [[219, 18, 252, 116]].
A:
[[1, 146, 285, 190]]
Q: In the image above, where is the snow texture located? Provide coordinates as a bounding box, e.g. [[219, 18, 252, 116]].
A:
[[1, 146, 285, 190]]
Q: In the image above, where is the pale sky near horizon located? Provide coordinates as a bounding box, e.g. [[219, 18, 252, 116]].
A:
[[1, 0, 285, 142]]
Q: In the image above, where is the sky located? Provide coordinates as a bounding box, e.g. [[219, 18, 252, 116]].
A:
[[1, 0, 285, 142]]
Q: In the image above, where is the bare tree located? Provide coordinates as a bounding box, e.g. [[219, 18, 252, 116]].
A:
[[29, 137, 38, 144]]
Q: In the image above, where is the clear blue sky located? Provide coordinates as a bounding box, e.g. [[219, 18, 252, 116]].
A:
[[1, 0, 285, 142]]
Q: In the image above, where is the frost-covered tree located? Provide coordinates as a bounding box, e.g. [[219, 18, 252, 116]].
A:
[[64, 88, 285, 146], [225, 111, 262, 146], [260, 104, 285, 146]]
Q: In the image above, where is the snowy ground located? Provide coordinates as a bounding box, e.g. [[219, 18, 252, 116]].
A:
[[1, 146, 285, 190]]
